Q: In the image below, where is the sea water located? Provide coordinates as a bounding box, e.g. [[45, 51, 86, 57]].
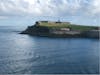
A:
[[0, 26, 99, 74]]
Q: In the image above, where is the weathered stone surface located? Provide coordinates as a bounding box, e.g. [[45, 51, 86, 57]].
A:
[[21, 21, 99, 39]]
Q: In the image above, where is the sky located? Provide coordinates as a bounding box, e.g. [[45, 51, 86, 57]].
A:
[[0, 0, 100, 26]]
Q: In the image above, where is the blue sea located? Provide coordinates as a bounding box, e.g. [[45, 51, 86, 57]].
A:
[[0, 26, 99, 74]]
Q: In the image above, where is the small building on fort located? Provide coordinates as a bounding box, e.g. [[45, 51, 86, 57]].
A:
[[37, 21, 70, 25]]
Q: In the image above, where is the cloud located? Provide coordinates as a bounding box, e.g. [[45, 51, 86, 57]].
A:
[[0, 16, 8, 19], [0, 0, 100, 25], [0, 0, 100, 16], [89, 0, 100, 15], [0, 0, 100, 17]]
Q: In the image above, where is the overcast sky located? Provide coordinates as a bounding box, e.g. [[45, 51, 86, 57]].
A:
[[0, 0, 100, 26]]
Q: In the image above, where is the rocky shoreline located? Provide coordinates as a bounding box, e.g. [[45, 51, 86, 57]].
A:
[[21, 21, 99, 39]]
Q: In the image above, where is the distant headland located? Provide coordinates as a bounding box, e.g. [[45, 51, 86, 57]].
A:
[[21, 21, 100, 39]]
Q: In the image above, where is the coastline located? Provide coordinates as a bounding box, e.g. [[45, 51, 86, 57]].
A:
[[21, 21, 100, 39]]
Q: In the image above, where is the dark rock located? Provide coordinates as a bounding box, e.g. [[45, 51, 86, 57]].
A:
[[20, 22, 99, 39]]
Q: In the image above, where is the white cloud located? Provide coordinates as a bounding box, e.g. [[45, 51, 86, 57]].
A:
[[90, 0, 100, 15], [0, 0, 100, 17], [0, 0, 100, 26], [0, 16, 8, 19]]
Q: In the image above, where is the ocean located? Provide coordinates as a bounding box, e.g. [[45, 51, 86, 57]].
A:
[[0, 26, 99, 74]]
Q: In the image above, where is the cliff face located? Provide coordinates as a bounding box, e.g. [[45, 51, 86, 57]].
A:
[[21, 21, 99, 39], [82, 30, 99, 38], [22, 26, 49, 34], [21, 26, 82, 37]]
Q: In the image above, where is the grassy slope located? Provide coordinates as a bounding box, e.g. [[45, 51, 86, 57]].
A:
[[39, 22, 98, 31]]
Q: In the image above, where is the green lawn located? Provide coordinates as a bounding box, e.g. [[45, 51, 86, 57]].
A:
[[38, 22, 98, 31]]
